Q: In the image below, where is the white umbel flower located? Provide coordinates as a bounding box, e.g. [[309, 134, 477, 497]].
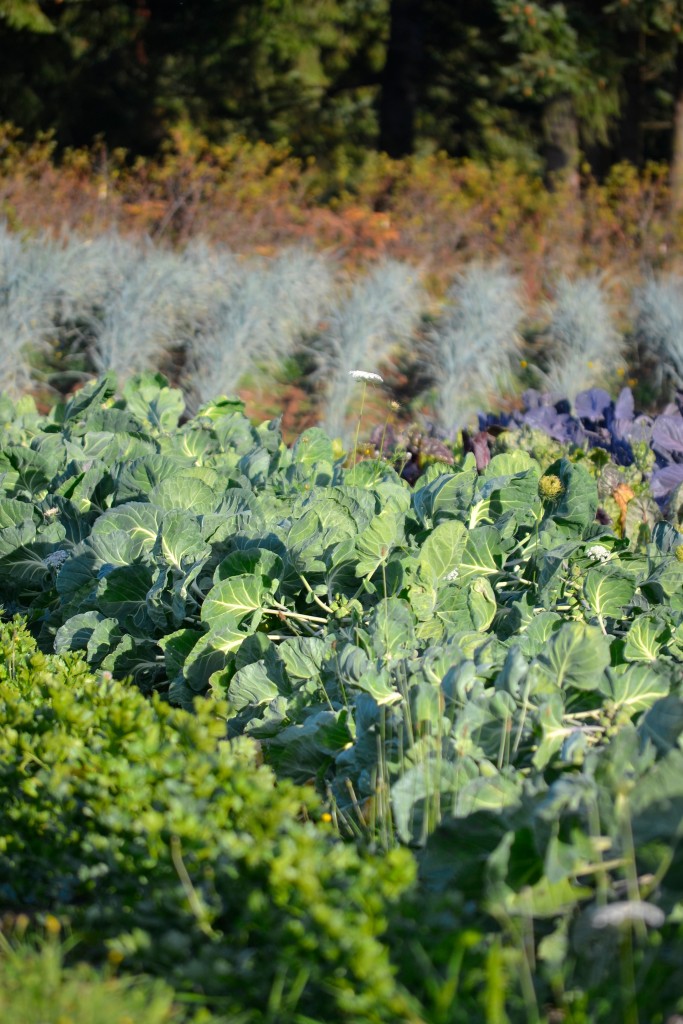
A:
[[348, 370, 384, 383], [586, 544, 611, 564], [592, 900, 665, 930]]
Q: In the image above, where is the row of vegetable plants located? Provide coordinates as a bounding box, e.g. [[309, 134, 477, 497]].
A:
[[1, 372, 683, 1022], [4, 223, 683, 441]]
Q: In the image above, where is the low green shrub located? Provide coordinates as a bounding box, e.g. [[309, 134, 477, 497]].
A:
[[0, 618, 418, 1023], [0, 931, 182, 1024]]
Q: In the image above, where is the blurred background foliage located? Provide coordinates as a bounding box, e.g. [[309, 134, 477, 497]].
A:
[[3, 0, 683, 186]]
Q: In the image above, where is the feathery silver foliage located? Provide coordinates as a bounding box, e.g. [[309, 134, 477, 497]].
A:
[[313, 260, 423, 439], [540, 275, 623, 398], [426, 263, 524, 436], [633, 274, 683, 391], [184, 247, 335, 410], [0, 223, 58, 396]]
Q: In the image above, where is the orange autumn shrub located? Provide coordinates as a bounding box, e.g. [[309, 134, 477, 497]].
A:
[[2, 121, 683, 299]]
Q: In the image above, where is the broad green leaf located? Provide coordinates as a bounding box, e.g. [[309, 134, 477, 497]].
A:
[[518, 612, 562, 658], [457, 525, 504, 581], [484, 472, 542, 523], [502, 876, 593, 919], [97, 564, 155, 630], [631, 749, 683, 847], [55, 610, 108, 652], [0, 497, 34, 529], [355, 507, 403, 578], [291, 428, 334, 467], [214, 548, 282, 590], [86, 529, 139, 569], [468, 577, 497, 631], [483, 452, 538, 477], [114, 455, 189, 504], [228, 661, 285, 711], [0, 519, 36, 559], [278, 636, 326, 680], [86, 616, 124, 664], [149, 475, 218, 514], [201, 574, 265, 627], [639, 696, 683, 756], [583, 569, 635, 620], [335, 644, 399, 704], [100, 634, 160, 686], [419, 519, 467, 584], [642, 556, 683, 602], [415, 462, 477, 527], [368, 597, 416, 657], [184, 625, 246, 691], [606, 664, 670, 717], [122, 373, 185, 432], [0, 524, 64, 593], [325, 537, 361, 598], [454, 775, 522, 817], [624, 615, 668, 662], [391, 760, 478, 845], [90, 503, 164, 561], [61, 373, 117, 423], [351, 668, 400, 704], [156, 510, 209, 572], [267, 710, 351, 783], [158, 627, 203, 678], [532, 694, 569, 769], [0, 446, 54, 499], [536, 622, 611, 691]]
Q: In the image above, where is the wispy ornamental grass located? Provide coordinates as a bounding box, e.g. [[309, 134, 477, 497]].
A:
[[54, 231, 144, 323], [88, 246, 186, 380], [0, 223, 58, 396], [633, 274, 683, 393], [312, 260, 423, 440], [539, 274, 624, 399], [424, 263, 524, 436], [184, 247, 335, 410]]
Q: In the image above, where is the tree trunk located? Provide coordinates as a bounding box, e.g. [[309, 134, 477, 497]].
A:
[[378, 0, 423, 157], [671, 43, 683, 215], [540, 93, 580, 193], [617, 32, 645, 167]]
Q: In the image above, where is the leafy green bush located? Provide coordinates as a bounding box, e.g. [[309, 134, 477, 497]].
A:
[[0, 618, 418, 1023], [0, 932, 182, 1024]]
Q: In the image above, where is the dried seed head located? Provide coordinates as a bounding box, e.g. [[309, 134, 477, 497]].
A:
[[538, 474, 564, 501]]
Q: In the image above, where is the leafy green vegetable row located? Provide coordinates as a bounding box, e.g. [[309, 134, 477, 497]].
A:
[[0, 373, 681, 845]]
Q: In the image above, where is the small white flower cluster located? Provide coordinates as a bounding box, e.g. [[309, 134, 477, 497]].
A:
[[592, 900, 665, 930], [444, 567, 460, 582], [348, 370, 384, 383], [586, 544, 611, 564], [45, 549, 69, 570]]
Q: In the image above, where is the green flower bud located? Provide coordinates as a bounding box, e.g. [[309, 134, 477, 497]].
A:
[[538, 474, 564, 501], [675, 545, 683, 563]]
